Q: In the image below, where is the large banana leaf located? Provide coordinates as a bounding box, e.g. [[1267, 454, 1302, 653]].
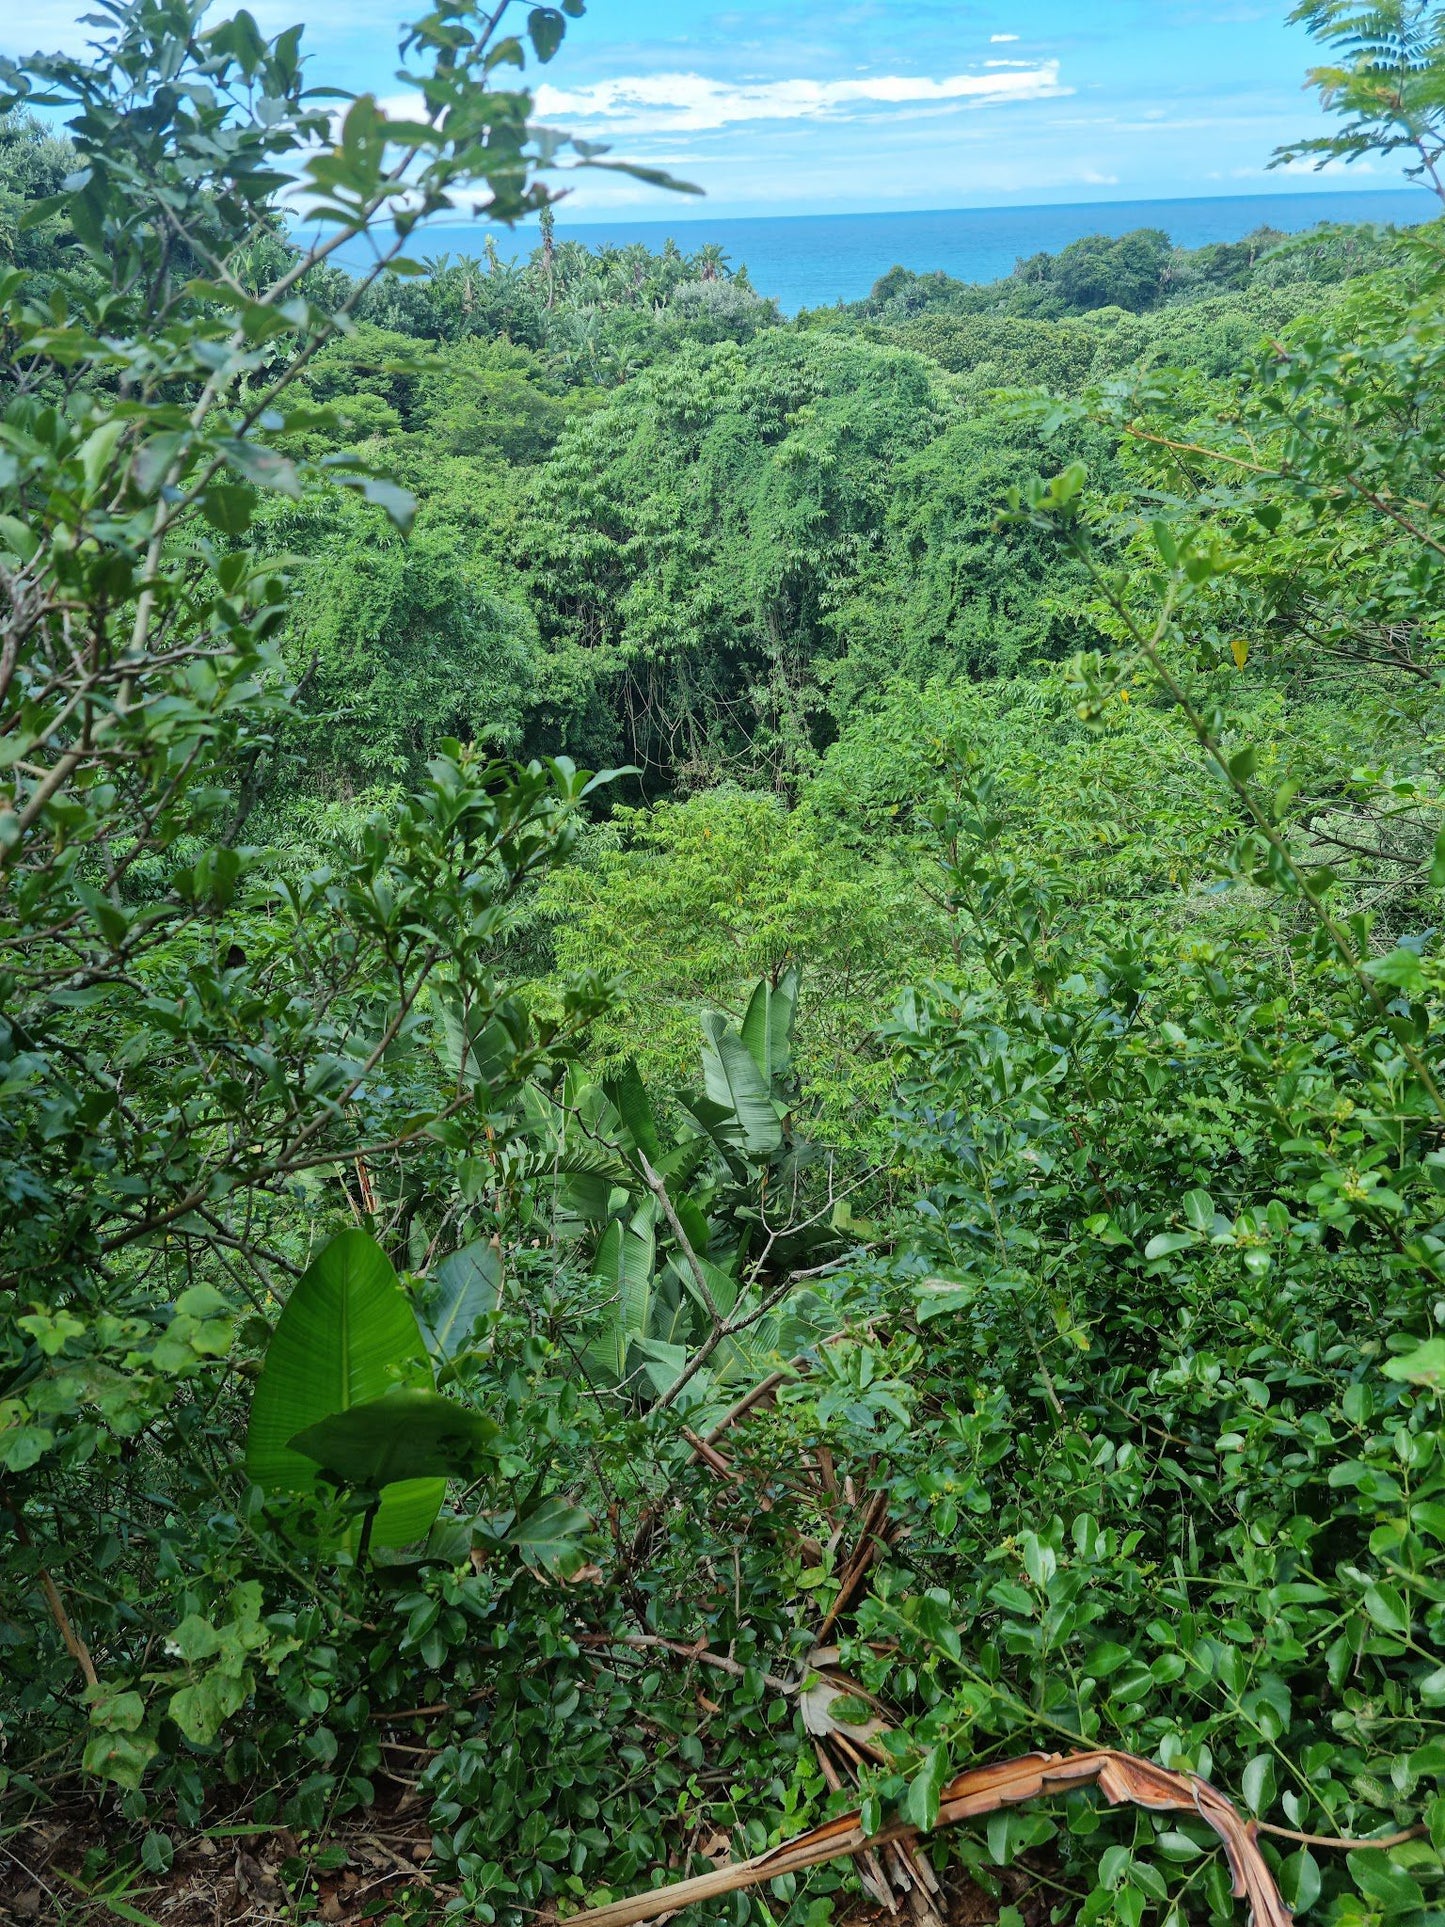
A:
[[506, 1494, 592, 1578], [245, 1230, 443, 1550], [547, 1139, 637, 1226], [655, 1131, 714, 1192], [289, 1387, 498, 1488], [740, 966, 800, 1086], [565, 1066, 626, 1142], [522, 1077, 638, 1223], [602, 1059, 663, 1164], [647, 1271, 694, 1350], [581, 1206, 658, 1386], [633, 1337, 695, 1403], [699, 1014, 783, 1157], [436, 986, 526, 1091], [669, 1249, 739, 1321], [417, 1239, 500, 1360]]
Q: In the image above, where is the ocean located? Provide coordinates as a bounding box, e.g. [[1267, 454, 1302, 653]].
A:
[[347, 188, 1439, 314]]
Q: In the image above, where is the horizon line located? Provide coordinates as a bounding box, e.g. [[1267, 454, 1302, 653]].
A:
[[407, 182, 1437, 234]]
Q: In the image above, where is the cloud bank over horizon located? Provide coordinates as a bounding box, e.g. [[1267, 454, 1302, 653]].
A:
[[0, 0, 1425, 221], [532, 62, 1069, 135]]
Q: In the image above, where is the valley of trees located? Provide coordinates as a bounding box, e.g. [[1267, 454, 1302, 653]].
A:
[[4, 2, 1445, 1924]]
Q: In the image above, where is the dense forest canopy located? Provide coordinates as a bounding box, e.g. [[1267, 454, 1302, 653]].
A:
[[5, 3, 1445, 1925]]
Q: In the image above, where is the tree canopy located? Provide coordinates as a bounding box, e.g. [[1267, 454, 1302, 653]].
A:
[[5, 5, 1445, 1926]]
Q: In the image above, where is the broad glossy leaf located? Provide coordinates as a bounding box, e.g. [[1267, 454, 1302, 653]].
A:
[[700, 1013, 783, 1157], [417, 1240, 501, 1360], [508, 1494, 591, 1575], [289, 1387, 498, 1488], [739, 966, 799, 1086], [245, 1230, 442, 1549], [582, 1208, 657, 1385]]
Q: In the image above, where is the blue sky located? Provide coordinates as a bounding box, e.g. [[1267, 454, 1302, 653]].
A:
[[7, 0, 1420, 220]]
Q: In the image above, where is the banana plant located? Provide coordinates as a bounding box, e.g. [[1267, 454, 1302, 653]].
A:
[[245, 1230, 451, 1554], [245, 1230, 586, 1568], [523, 970, 836, 1410]]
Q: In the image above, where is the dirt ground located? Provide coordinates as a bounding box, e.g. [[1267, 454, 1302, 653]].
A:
[[0, 1787, 440, 1926], [0, 1792, 1020, 1927]]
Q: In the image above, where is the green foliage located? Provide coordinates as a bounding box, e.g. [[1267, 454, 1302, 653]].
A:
[[288, 1388, 499, 1492], [520, 331, 947, 776], [245, 1231, 447, 1551], [267, 497, 540, 787], [417, 1238, 503, 1361], [10, 3, 1445, 1924], [538, 786, 930, 1143], [848, 216, 1410, 324], [523, 974, 833, 1411], [1277, 1, 1445, 186]]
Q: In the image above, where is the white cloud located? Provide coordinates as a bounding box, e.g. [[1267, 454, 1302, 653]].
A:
[[2, 0, 401, 59], [532, 63, 1069, 135], [990, 32, 1021, 42]]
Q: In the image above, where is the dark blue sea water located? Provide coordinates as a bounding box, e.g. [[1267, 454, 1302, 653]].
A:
[[347, 188, 1438, 313]]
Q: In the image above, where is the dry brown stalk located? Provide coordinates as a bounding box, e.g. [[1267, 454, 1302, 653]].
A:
[[2, 1491, 98, 1692], [817, 1488, 891, 1642], [563, 1748, 1295, 1927]]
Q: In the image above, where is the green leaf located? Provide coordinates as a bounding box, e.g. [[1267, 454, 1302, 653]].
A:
[[141, 1832, 173, 1876], [166, 1614, 222, 1663], [527, 6, 566, 60], [1241, 1754, 1275, 1815], [201, 483, 255, 534], [602, 1059, 663, 1164], [288, 1387, 498, 1488], [353, 472, 416, 532], [905, 1744, 948, 1832], [79, 419, 127, 498], [436, 989, 523, 1091], [1348, 1853, 1425, 1913], [739, 967, 800, 1086], [0, 513, 38, 562], [1083, 1641, 1132, 1679], [81, 1728, 158, 1792], [220, 437, 299, 496], [244, 1230, 443, 1551], [1144, 1229, 1200, 1259], [418, 1240, 501, 1360], [914, 1275, 977, 1322], [583, 1209, 658, 1384], [700, 1013, 783, 1157], [1181, 1189, 1214, 1232], [1361, 1581, 1409, 1635], [507, 1494, 591, 1575], [1430, 822, 1445, 889], [1363, 946, 1427, 996], [1382, 1338, 1445, 1388], [1279, 1849, 1321, 1912], [168, 1670, 247, 1745], [633, 1335, 692, 1399], [692, 1254, 739, 1321], [1154, 1830, 1204, 1861]]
